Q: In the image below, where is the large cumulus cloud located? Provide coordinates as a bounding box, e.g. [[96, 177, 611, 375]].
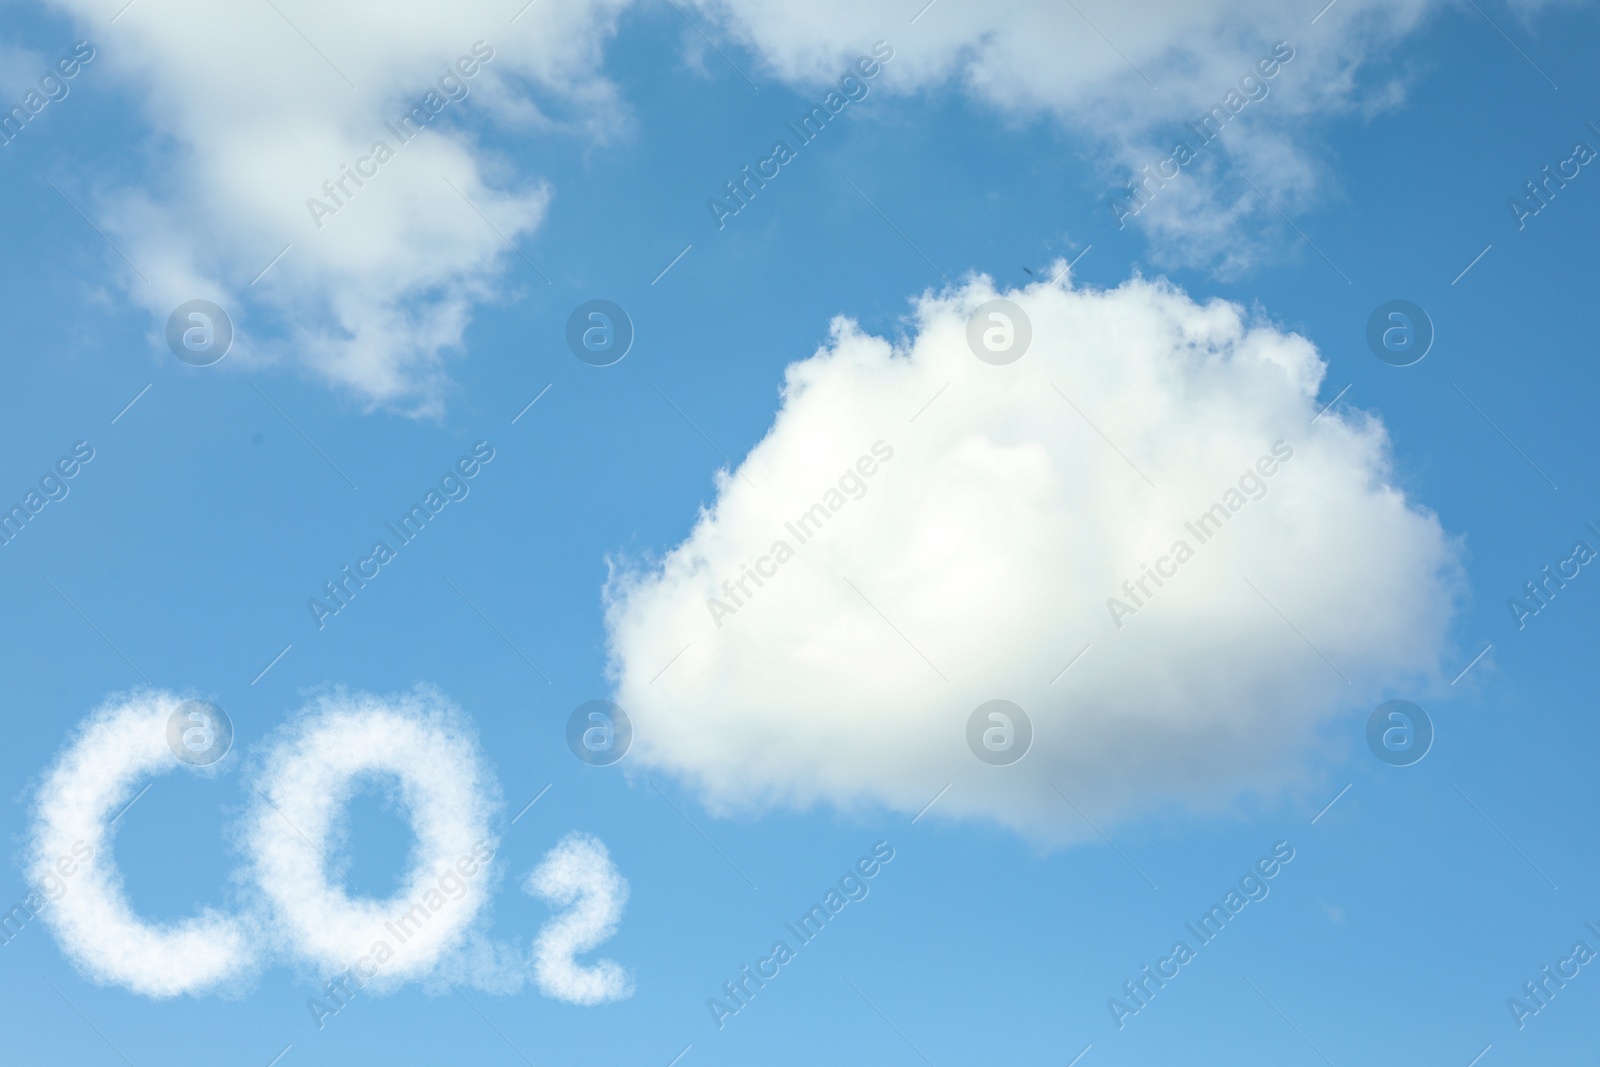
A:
[[603, 271, 1462, 840]]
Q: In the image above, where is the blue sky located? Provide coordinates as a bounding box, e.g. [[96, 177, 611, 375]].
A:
[[2, 0, 1599, 1064]]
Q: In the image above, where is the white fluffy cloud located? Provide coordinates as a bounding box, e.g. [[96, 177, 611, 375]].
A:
[[691, 0, 1439, 272], [44, 0, 629, 413], [37, 0, 1537, 404], [604, 271, 1461, 840]]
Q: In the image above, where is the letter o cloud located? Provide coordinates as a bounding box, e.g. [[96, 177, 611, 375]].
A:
[[245, 688, 496, 982]]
